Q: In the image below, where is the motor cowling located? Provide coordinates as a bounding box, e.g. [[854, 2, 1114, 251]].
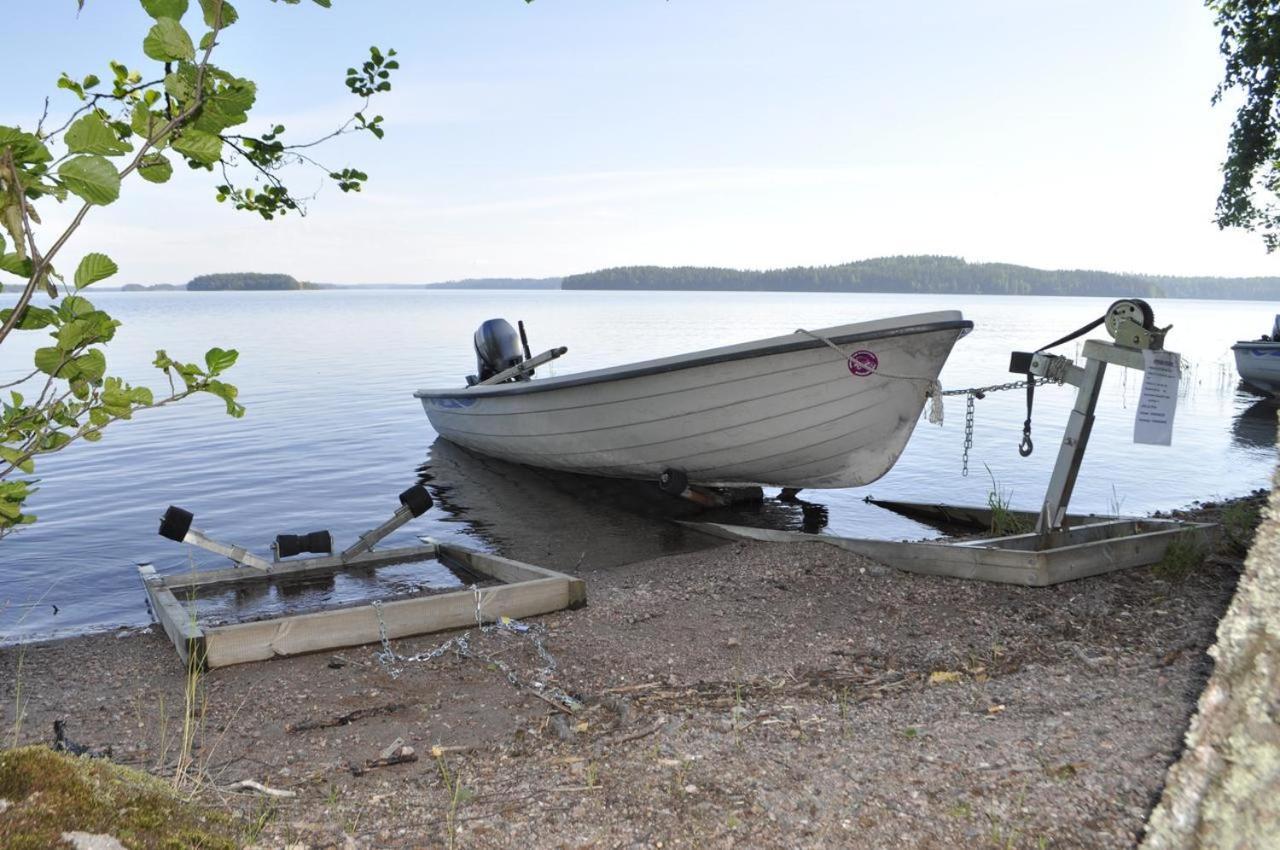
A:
[[472, 318, 525, 384]]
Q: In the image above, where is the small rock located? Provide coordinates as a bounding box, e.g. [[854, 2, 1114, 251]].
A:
[[726, 637, 740, 648], [0, 798, 8, 815], [60, 834, 127, 850], [549, 714, 575, 742]]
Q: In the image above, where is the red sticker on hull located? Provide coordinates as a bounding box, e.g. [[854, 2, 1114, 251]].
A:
[[847, 349, 879, 377]]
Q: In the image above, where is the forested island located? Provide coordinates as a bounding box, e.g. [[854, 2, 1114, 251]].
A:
[[187, 272, 307, 291], [562, 256, 1279, 300]]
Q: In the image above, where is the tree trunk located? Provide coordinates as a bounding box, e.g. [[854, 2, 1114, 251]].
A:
[[1141, 471, 1280, 849]]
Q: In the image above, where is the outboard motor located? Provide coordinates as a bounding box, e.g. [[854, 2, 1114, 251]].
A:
[[470, 318, 525, 385]]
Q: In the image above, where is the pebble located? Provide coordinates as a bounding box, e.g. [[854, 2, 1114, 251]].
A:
[[60, 834, 127, 850]]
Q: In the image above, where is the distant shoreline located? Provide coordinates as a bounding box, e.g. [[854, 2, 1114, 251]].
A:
[[104, 255, 1280, 300]]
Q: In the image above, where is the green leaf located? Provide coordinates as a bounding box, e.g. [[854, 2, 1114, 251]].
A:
[[137, 153, 173, 183], [57, 74, 85, 101], [34, 347, 66, 376], [0, 447, 34, 475], [203, 379, 244, 417], [171, 128, 223, 165], [143, 17, 196, 62], [204, 347, 238, 373], [65, 113, 133, 156], [199, 0, 238, 27], [67, 349, 107, 383], [82, 73, 101, 89], [55, 312, 118, 350], [141, 0, 189, 18], [0, 253, 33, 278], [58, 296, 96, 320], [0, 126, 52, 164], [0, 305, 56, 330], [58, 156, 121, 205], [193, 80, 255, 132], [74, 253, 118, 289], [130, 104, 170, 146]]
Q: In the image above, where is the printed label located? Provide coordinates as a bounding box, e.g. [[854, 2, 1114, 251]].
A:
[[1134, 350, 1180, 446], [847, 350, 879, 377]]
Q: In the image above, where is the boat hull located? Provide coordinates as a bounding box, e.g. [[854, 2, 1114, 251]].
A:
[[416, 311, 972, 489], [1234, 342, 1280, 396]]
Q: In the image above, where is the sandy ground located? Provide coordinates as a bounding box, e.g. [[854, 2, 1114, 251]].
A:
[[0, 494, 1259, 850]]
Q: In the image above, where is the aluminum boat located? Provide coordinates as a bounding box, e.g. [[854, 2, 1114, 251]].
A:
[[415, 310, 973, 489], [1233, 314, 1280, 396]]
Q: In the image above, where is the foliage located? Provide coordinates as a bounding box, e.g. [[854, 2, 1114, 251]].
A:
[[1208, 0, 1280, 250], [1221, 497, 1262, 556], [0, 0, 398, 536], [984, 464, 1029, 537], [1153, 534, 1206, 583], [561, 255, 1280, 298]]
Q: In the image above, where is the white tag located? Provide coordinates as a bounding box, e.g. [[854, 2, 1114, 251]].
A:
[[1134, 350, 1180, 446]]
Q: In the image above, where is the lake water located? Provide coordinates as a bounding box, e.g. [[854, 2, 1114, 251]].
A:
[[0, 290, 1274, 642]]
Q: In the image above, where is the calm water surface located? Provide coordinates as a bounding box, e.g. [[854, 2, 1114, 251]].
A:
[[0, 290, 1274, 641]]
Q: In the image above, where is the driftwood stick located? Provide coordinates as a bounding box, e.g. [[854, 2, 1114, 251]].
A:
[[286, 703, 406, 733]]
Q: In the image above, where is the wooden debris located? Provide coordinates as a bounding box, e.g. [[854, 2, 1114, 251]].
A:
[[350, 745, 417, 776], [227, 779, 297, 798], [286, 703, 406, 733]]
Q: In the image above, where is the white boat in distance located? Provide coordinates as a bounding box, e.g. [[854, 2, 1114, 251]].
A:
[[1233, 314, 1280, 396], [415, 310, 973, 489]]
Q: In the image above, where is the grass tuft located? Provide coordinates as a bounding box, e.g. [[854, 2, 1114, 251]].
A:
[[1220, 499, 1262, 556], [1153, 533, 1206, 583]]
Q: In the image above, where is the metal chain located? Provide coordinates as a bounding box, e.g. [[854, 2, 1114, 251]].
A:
[[962, 393, 976, 477], [793, 327, 1065, 475], [943, 377, 1062, 476], [370, 593, 582, 712]]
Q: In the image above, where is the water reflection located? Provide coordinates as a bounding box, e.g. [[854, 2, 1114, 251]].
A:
[[420, 438, 832, 572], [1232, 397, 1279, 453]]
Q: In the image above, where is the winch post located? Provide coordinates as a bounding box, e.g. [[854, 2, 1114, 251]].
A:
[[1028, 337, 1163, 533], [1034, 354, 1107, 532]]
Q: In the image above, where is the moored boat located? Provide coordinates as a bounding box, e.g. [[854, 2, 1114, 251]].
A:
[[415, 311, 973, 489], [1233, 314, 1280, 396]]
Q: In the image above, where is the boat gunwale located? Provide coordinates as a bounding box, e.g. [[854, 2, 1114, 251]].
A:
[[415, 316, 972, 399], [1232, 341, 1280, 351]]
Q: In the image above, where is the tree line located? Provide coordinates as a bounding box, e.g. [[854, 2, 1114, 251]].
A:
[[561, 255, 1279, 300]]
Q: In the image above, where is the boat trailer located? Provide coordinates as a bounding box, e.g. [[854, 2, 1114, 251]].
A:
[[690, 299, 1217, 586], [139, 484, 585, 668]]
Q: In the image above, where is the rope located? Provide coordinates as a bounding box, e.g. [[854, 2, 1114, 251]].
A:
[[795, 327, 1061, 476], [794, 327, 944, 422]]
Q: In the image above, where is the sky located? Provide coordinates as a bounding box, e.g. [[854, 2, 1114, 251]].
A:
[[6, 0, 1278, 284]]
